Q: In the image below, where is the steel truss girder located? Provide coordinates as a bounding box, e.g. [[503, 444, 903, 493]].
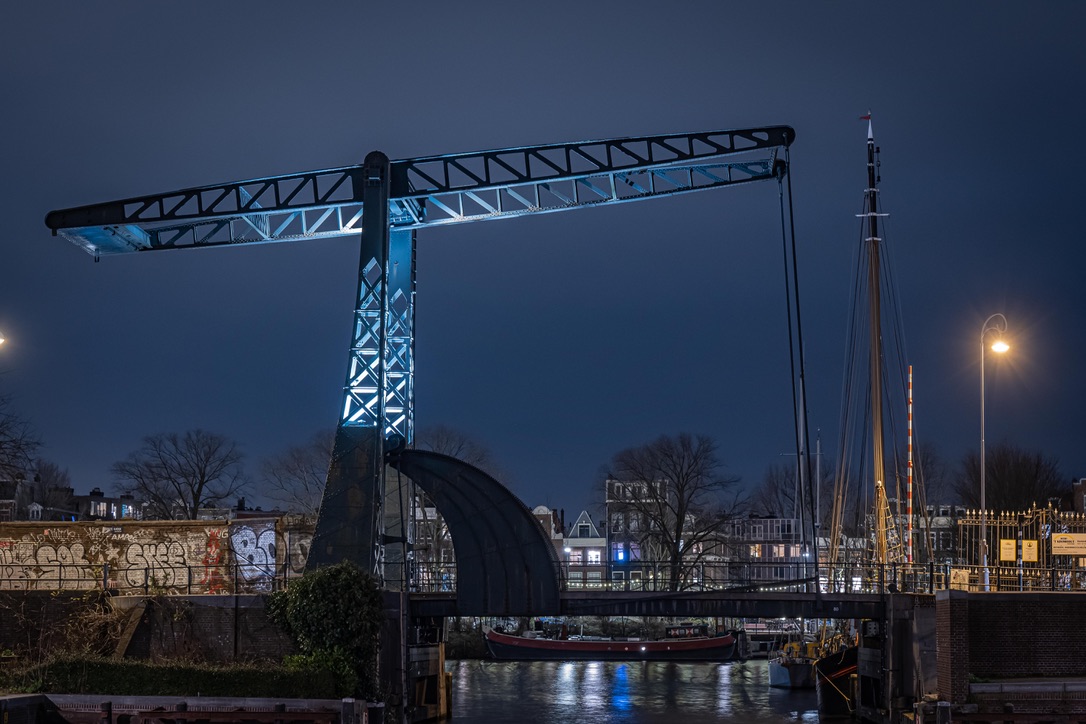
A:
[[45, 127, 793, 256], [342, 230, 415, 437]]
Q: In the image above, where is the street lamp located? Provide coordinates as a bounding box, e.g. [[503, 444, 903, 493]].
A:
[[980, 313, 1009, 591]]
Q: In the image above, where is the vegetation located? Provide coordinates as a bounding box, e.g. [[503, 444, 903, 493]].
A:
[[0, 392, 41, 484], [260, 429, 334, 515], [607, 433, 743, 591], [0, 587, 354, 698], [0, 563, 386, 700], [112, 429, 249, 519], [416, 424, 499, 474], [267, 561, 385, 700], [0, 656, 345, 698], [952, 441, 1065, 511], [751, 459, 834, 522]]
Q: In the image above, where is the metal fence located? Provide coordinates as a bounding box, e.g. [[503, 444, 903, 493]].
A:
[[411, 559, 951, 594], [4, 546, 1084, 598]]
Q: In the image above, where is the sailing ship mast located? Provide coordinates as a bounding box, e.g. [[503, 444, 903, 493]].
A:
[[827, 116, 909, 585], [862, 117, 891, 568]]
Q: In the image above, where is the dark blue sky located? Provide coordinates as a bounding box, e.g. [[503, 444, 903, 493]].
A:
[[3, 3, 1085, 516]]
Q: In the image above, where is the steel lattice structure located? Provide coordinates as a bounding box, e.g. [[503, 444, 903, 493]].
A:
[[46, 125, 796, 580], [46, 127, 792, 256]]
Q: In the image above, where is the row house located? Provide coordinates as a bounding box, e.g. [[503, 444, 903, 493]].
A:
[[562, 510, 607, 588], [0, 479, 141, 522], [604, 479, 815, 590], [412, 495, 454, 592], [726, 515, 811, 587]]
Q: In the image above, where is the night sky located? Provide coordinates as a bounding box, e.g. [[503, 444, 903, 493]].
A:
[[3, 3, 1085, 517]]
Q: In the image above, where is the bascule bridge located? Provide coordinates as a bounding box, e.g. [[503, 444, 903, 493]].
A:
[[47, 128, 964, 724], [45, 125, 802, 616]]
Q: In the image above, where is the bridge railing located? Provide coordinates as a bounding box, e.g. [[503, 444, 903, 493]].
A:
[[411, 559, 1086, 595], [410, 560, 953, 594], [4, 559, 1084, 595]]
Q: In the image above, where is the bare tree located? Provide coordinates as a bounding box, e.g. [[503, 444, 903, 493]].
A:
[[0, 392, 40, 483], [751, 459, 834, 528], [112, 430, 248, 519], [29, 460, 76, 514], [608, 433, 742, 591], [259, 429, 334, 515], [752, 463, 801, 518], [952, 441, 1065, 512], [415, 424, 496, 473]]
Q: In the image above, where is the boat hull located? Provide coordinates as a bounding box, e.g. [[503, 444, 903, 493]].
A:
[[768, 658, 815, 689], [815, 645, 858, 717], [485, 629, 736, 662]]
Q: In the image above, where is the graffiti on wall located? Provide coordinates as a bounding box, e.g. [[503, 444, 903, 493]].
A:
[[229, 520, 277, 589], [0, 517, 314, 593]]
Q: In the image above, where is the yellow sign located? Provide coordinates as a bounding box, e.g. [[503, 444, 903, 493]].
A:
[[1023, 539, 1038, 562], [999, 539, 1016, 562], [1052, 533, 1086, 555]]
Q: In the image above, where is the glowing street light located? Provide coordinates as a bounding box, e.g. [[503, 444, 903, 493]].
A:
[[980, 313, 1009, 591]]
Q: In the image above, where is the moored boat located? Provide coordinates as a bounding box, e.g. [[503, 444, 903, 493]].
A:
[[814, 643, 858, 716], [484, 627, 736, 662], [768, 639, 816, 689]]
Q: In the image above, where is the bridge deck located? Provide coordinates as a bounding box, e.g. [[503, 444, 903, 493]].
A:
[[410, 590, 903, 619]]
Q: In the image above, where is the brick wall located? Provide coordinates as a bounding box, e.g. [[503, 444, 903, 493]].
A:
[[0, 591, 293, 663], [937, 590, 1086, 704], [122, 595, 294, 662]]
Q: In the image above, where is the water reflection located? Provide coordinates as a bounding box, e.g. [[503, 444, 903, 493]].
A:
[[448, 659, 819, 723]]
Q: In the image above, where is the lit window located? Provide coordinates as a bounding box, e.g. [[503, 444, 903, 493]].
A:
[[612, 543, 625, 562], [587, 549, 601, 565]]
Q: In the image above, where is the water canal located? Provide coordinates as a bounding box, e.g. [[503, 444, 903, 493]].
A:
[[446, 659, 819, 723]]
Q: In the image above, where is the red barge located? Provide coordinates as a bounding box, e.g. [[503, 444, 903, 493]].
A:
[[484, 626, 736, 662]]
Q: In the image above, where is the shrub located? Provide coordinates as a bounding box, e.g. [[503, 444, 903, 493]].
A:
[[266, 561, 384, 700]]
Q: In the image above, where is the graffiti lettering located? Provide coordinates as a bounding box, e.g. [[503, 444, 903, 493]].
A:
[[123, 541, 189, 589], [0, 518, 314, 592]]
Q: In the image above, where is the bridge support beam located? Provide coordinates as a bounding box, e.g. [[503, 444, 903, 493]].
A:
[[309, 151, 398, 578], [306, 426, 383, 573]]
